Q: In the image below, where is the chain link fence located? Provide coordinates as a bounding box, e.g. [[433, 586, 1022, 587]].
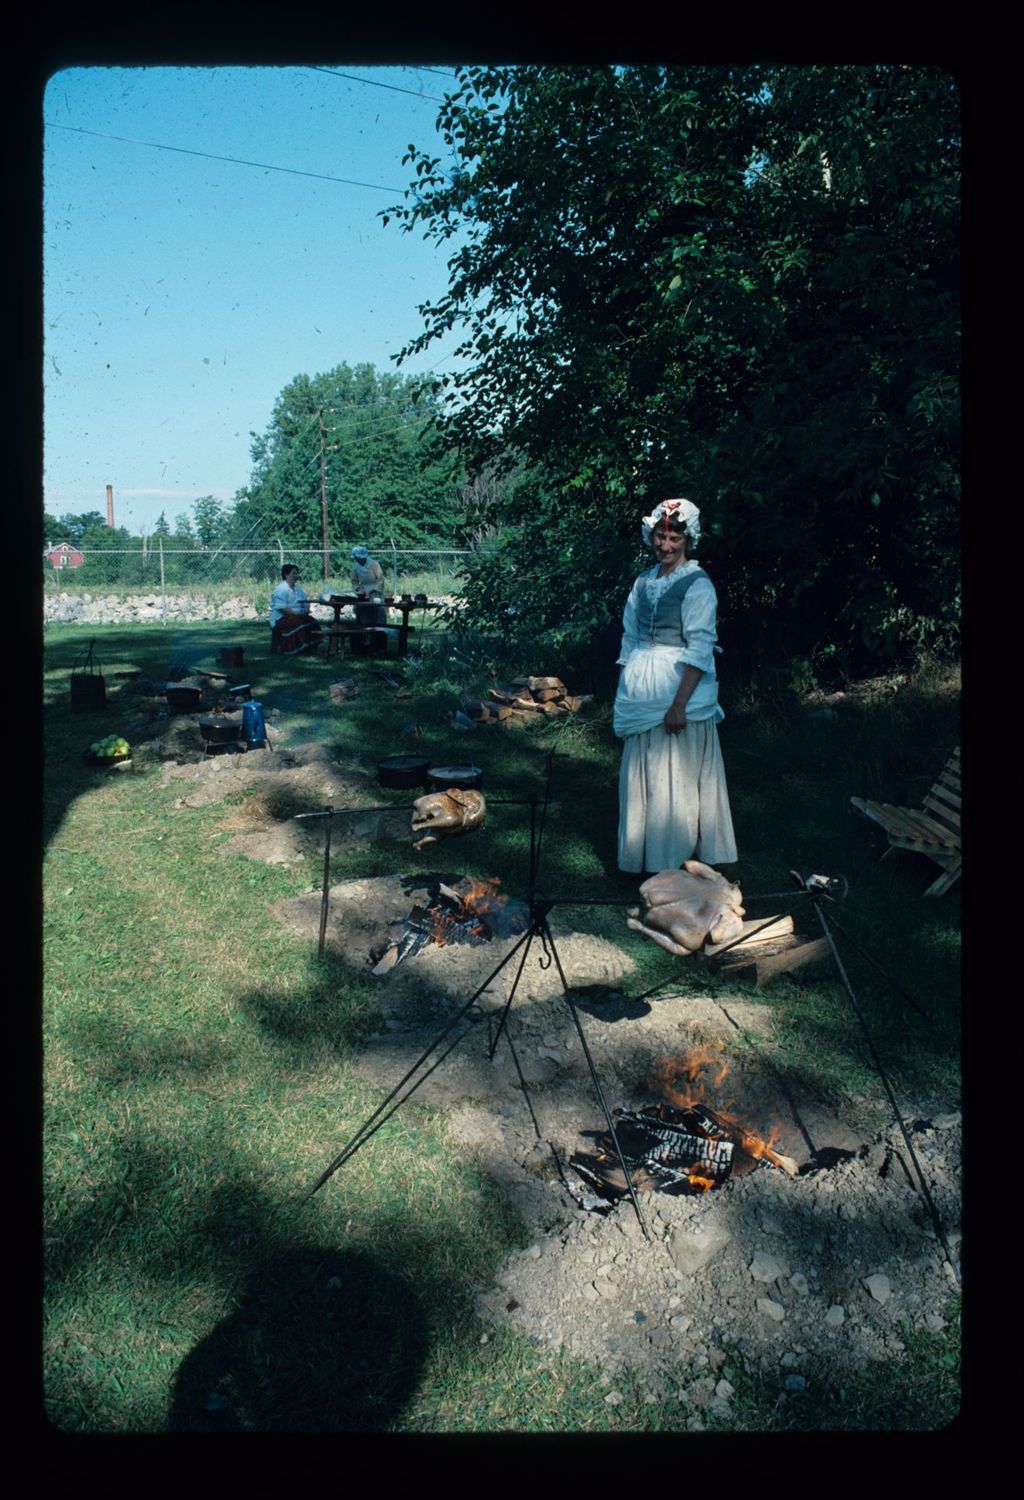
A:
[[43, 541, 497, 623]]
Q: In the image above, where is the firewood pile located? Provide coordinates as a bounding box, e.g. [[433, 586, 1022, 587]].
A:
[[461, 676, 593, 725]]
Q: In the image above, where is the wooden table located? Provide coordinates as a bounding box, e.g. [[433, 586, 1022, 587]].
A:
[[312, 594, 438, 657]]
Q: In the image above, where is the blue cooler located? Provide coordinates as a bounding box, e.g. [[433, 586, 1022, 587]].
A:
[[241, 699, 267, 749]]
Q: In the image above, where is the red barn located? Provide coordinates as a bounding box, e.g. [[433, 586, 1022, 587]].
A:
[[47, 543, 85, 569]]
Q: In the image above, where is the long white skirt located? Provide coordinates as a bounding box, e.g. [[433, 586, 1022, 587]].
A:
[[618, 717, 737, 873]]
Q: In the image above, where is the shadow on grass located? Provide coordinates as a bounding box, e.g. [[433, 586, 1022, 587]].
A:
[[168, 1245, 428, 1432]]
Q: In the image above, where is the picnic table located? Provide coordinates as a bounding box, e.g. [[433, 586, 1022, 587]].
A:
[[310, 593, 439, 658]]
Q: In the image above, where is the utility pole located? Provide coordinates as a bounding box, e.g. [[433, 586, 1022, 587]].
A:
[[318, 408, 338, 583], [106, 484, 115, 528]]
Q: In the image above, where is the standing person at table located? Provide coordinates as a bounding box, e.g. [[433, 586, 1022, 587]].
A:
[[269, 564, 322, 655], [613, 498, 737, 875], [351, 546, 384, 595]]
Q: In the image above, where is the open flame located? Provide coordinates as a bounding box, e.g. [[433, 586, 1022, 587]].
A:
[[429, 877, 506, 947], [651, 1046, 798, 1178]]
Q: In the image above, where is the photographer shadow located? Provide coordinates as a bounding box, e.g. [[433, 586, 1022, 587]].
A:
[[169, 1246, 428, 1432]]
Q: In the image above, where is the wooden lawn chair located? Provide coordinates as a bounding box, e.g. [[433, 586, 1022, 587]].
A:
[[850, 747, 961, 897]]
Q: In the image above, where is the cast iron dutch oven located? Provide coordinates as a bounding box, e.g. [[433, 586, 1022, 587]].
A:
[[426, 765, 484, 793], [199, 715, 242, 746], [377, 755, 431, 789]]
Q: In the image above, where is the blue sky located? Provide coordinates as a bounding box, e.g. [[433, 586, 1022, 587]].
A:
[[43, 65, 469, 535]]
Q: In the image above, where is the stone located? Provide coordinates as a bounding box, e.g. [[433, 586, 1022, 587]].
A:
[[669, 1223, 732, 1277], [784, 1374, 807, 1393], [789, 1273, 810, 1296], [670, 1314, 693, 1333], [863, 1273, 892, 1305], [925, 1312, 947, 1332], [715, 1379, 735, 1400], [825, 1305, 845, 1327], [932, 1112, 961, 1129], [595, 1279, 619, 1301], [755, 1206, 785, 1235], [749, 1250, 789, 1284], [581, 1283, 599, 1303], [757, 1297, 786, 1323], [604, 1390, 623, 1406], [708, 1347, 727, 1371]]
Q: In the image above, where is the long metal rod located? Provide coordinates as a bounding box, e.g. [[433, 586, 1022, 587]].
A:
[[540, 910, 650, 1240], [487, 923, 538, 1061], [810, 897, 960, 1282], [299, 922, 537, 1205], [815, 909, 935, 1026]]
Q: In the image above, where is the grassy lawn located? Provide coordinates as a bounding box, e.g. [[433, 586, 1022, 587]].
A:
[[42, 620, 961, 1431]]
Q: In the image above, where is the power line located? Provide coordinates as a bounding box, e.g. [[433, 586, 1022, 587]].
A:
[[307, 67, 445, 102], [45, 123, 406, 195]]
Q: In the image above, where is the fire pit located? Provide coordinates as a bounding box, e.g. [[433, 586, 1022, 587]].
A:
[[369, 877, 528, 975], [568, 1045, 798, 1207]]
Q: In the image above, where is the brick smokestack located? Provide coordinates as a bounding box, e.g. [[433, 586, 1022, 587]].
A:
[[106, 485, 115, 528]]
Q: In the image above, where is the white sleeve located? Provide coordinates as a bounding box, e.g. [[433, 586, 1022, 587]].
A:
[[679, 577, 718, 673], [616, 579, 642, 665]]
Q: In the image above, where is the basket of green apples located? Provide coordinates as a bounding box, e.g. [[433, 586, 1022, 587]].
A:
[[85, 734, 132, 767]]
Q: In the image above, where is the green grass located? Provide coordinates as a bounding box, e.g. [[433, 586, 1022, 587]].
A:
[[43, 621, 960, 1431]]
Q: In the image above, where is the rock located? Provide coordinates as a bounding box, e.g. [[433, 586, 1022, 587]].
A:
[[784, 1374, 807, 1393], [925, 1312, 947, 1332], [670, 1314, 693, 1333], [708, 1347, 726, 1371], [604, 1390, 623, 1406], [789, 1273, 809, 1296], [595, 1279, 619, 1301], [749, 1250, 788, 1284], [707, 1397, 733, 1422], [863, 1273, 892, 1305], [715, 1379, 735, 1400], [932, 1112, 961, 1129], [669, 1222, 732, 1276], [688, 1377, 717, 1407], [825, 1305, 845, 1327], [756, 1297, 785, 1323], [755, 1206, 784, 1235]]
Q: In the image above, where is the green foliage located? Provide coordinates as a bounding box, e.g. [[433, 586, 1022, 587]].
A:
[[236, 361, 461, 549], [389, 65, 960, 676]]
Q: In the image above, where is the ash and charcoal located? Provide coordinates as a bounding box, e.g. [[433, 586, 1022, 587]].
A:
[[369, 877, 529, 976]]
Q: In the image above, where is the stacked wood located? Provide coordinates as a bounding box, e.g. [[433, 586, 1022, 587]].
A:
[[701, 913, 830, 987], [466, 675, 593, 723]]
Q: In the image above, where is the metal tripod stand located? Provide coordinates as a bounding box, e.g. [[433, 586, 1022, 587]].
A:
[[299, 755, 651, 1238]]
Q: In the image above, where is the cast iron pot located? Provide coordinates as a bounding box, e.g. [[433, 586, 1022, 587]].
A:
[[378, 755, 431, 790], [165, 683, 203, 712], [426, 765, 484, 793], [199, 715, 242, 745]]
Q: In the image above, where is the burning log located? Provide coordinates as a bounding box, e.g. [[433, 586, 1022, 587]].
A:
[[368, 877, 526, 974]]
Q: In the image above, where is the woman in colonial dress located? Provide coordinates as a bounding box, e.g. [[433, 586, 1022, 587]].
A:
[[613, 499, 737, 874]]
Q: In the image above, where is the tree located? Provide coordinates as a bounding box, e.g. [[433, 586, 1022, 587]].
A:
[[389, 65, 960, 676], [173, 512, 195, 539], [58, 511, 107, 546], [191, 495, 229, 549], [153, 511, 171, 536], [235, 361, 459, 552]]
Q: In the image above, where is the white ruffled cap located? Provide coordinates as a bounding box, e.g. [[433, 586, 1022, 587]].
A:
[[641, 498, 701, 549]]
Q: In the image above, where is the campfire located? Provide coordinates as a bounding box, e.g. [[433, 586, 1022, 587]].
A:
[[569, 1045, 796, 1206], [369, 877, 528, 975]]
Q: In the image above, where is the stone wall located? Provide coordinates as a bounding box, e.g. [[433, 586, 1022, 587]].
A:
[[44, 593, 264, 625]]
